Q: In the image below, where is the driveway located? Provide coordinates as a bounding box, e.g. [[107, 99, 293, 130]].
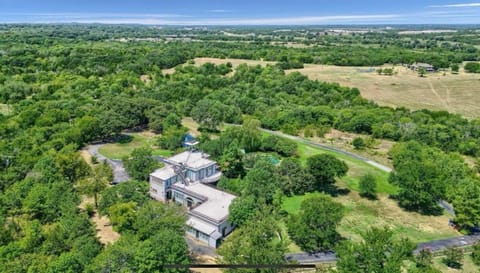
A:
[[87, 144, 130, 184]]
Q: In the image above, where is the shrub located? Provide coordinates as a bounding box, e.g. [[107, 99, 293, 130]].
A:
[[352, 137, 365, 150], [442, 247, 463, 269], [359, 173, 377, 199]]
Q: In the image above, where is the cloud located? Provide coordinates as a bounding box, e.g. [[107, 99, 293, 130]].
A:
[[208, 9, 232, 13], [429, 2, 480, 8]]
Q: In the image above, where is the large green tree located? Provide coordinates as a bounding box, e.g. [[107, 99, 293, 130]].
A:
[[335, 227, 415, 273], [287, 193, 343, 252], [123, 148, 158, 181], [306, 154, 348, 191], [452, 178, 480, 232], [218, 214, 287, 273]]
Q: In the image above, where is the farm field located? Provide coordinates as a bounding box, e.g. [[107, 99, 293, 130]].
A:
[[171, 57, 480, 118], [98, 131, 172, 160]]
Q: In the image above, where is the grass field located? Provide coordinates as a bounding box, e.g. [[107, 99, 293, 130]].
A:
[[283, 141, 459, 249], [98, 132, 173, 159], [296, 142, 395, 194], [289, 64, 480, 119], [168, 57, 480, 118]]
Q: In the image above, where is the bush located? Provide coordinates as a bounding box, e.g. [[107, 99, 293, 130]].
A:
[[359, 173, 377, 199], [352, 137, 365, 150], [442, 247, 463, 269], [472, 243, 480, 266], [464, 62, 480, 73], [85, 203, 95, 217]]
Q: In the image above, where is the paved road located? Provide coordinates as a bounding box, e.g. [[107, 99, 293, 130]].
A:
[[286, 234, 480, 264], [87, 144, 130, 184], [258, 128, 393, 173]]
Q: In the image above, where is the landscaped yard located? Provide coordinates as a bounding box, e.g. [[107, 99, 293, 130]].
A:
[[98, 132, 173, 159]]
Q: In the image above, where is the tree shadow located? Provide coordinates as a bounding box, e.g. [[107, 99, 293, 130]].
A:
[[114, 134, 134, 144], [323, 185, 350, 197]]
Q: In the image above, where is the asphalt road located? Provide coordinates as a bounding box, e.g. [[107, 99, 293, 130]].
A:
[[87, 144, 130, 184]]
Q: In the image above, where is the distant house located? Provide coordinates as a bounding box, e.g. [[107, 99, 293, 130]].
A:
[[410, 63, 435, 72], [149, 151, 235, 248]]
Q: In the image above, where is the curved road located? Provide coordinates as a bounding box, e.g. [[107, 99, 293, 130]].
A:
[[87, 144, 130, 184]]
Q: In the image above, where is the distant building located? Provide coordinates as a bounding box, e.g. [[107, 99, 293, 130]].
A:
[[410, 63, 435, 72], [149, 151, 235, 248]]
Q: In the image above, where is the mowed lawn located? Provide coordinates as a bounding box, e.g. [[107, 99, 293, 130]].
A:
[[98, 132, 173, 159]]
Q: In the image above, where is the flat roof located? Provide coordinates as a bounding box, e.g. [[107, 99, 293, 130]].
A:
[[150, 165, 176, 180], [174, 182, 236, 222], [187, 217, 216, 235], [168, 151, 216, 170]]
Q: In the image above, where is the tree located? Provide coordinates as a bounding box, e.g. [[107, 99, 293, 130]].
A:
[[416, 248, 434, 269], [158, 127, 188, 151], [123, 148, 158, 181], [452, 178, 480, 232], [219, 139, 245, 178], [359, 173, 377, 199], [418, 67, 427, 77], [352, 137, 365, 150], [451, 63, 459, 74], [191, 99, 225, 131], [86, 235, 137, 273], [133, 201, 186, 240], [77, 162, 112, 208], [228, 196, 258, 226], [335, 227, 415, 273], [243, 158, 280, 205], [287, 194, 343, 253], [108, 201, 137, 232], [135, 230, 190, 273], [218, 214, 287, 273], [472, 243, 480, 266], [55, 146, 90, 183], [277, 158, 314, 195], [306, 154, 348, 191], [442, 247, 463, 269]]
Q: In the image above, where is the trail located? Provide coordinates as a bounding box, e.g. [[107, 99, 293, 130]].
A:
[[427, 79, 451, 111]]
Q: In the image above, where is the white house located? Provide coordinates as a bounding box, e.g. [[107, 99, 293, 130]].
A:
[[149, 151, 236, 248]]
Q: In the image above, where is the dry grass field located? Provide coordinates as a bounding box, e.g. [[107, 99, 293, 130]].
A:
[[164, 57, 480, 118], [289, 64, 480, 119]]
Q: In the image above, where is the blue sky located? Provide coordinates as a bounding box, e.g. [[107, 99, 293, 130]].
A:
[[1, 0, 480, 25]]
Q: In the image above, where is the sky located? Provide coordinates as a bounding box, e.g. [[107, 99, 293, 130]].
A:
[[1, 0, 480, 25]]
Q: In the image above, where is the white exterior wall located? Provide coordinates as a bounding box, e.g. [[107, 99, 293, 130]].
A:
[[149, 176, 166, 201]]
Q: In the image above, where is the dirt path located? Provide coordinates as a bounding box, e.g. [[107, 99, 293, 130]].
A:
[[427, 79, 451, 111], [79, 196, 120, 245]]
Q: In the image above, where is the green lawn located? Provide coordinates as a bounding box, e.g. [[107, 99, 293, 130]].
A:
[[98, 132, 173, 159], [297, 142, 397, 194], [281, 140, 459, 250]]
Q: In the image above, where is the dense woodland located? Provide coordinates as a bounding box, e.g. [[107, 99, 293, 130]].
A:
[[0, 25, 480, 272]]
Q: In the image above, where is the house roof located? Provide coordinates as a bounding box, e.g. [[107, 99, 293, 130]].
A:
[[168, 151, 216, 170], [187, 217, 217, 235], [174, 182, 236, 223], [150, 165, 176, 180]]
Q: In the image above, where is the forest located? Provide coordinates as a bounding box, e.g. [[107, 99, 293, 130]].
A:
[[0, 25, 480, 272]]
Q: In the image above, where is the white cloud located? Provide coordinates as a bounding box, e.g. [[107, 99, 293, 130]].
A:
[[208, 9, 232, 13], [429, 2, 480, 8]]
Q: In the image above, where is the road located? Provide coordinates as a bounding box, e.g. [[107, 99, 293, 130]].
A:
[[258, 128, 393, 172], [87, 144, 130, 184], [286, 234, 480, 264]]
